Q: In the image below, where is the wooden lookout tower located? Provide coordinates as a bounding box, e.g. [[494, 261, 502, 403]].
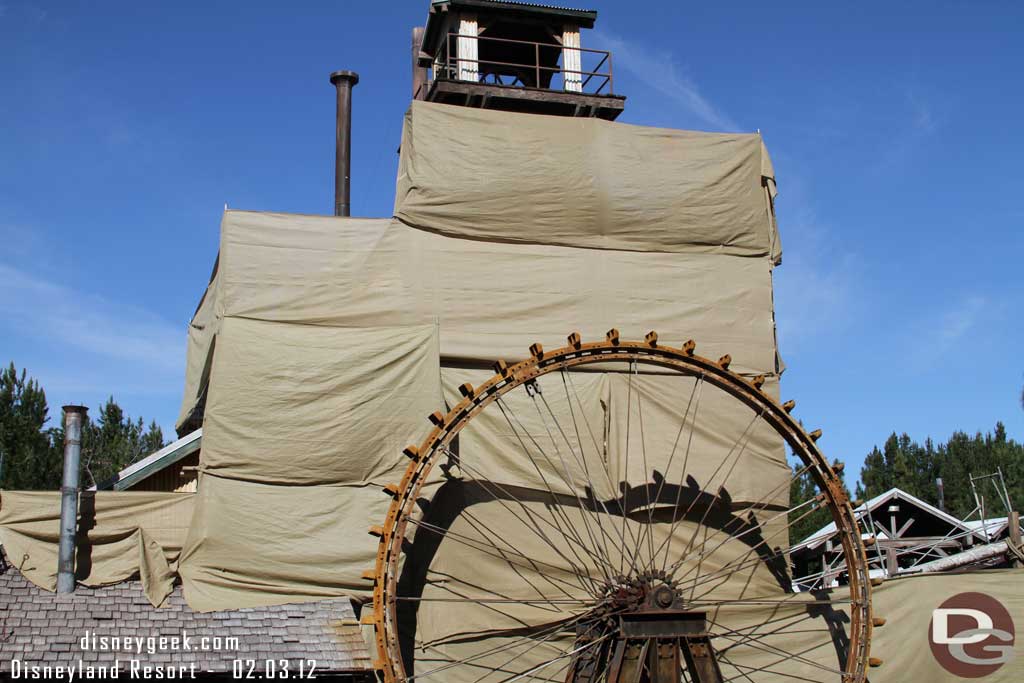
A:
[[412, 0, 626, 120]]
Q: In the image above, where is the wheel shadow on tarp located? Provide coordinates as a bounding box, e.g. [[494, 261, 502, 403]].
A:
[[394, 474, 851, 676]]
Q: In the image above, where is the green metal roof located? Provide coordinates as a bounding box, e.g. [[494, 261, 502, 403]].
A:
[[91, 428, 202, 491]]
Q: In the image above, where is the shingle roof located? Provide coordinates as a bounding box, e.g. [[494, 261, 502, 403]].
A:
[[0, 562, 373, 677]]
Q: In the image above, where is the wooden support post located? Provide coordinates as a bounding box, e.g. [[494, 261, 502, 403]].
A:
[[1010, 510, 1022, 568], [885, 547, 899, 577]]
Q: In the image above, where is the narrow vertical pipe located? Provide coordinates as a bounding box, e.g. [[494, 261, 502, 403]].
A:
[[57, 404, 88, 593], [412, 27, 427, 100], [935, 477, 945, 512], [329, 70, 359, 217]]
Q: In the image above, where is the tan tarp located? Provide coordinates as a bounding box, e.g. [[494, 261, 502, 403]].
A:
[[177, 320, 442, 611], [401, 492, 799, 683], [176, 211, 781, 432], [390, 367, 793, 681], [175, 256, 219, 432], [169, 206, 783, 611], [0, 491, 194, 607], [439, 368, 788, 508], [395, 101, 780, 260]]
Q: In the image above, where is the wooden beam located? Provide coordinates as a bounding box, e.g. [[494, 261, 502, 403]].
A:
[[896, 516, 916, 538], [1010, 511, 1022, 568], [886, 547, 899, 576]]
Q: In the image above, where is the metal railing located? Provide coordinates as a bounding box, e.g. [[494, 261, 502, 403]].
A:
[[437, 32, 614, 95]]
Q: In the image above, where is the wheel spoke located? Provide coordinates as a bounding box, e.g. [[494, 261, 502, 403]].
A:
[[377, 341, 871, 683]]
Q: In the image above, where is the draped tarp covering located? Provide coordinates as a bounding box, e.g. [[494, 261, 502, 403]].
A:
[[391, 368, 794, 681], [176, 210, 781, 433], [168, 206, 783, 613], [177, 320, 442, 611], [395, 101, 781, 260], [175, 255, 219, 432], [0, 491, 194, 607], [438, 368, 788, 508]]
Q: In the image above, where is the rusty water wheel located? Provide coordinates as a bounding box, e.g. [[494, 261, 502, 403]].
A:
[[365, 332, 879, 683]]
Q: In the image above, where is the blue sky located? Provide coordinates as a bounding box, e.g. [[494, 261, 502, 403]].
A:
[[2, 1, 1022, 483]]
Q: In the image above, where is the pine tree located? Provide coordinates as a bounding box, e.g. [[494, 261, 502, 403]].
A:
[[788, 458, 849, 545], [0, 363, 56, 489], [1, 363, 167, 491], [49, 397, 167, 488], [856, 423, 1024, 520]]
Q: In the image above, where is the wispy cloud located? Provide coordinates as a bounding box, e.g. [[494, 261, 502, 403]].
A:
[[909, 295, 990, 367], [873, 86, 942, 171], [0, 264, 183, 376], [771, 179, 864, 353], [594, 30, 739, 132]]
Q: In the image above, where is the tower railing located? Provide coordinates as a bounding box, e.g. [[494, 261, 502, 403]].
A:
[[437, 32, 614, 95]]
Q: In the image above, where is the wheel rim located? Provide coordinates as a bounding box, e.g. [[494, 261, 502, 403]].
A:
[[369, 333, 873, 682]]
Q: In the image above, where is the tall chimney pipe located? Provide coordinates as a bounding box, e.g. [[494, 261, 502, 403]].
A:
[[936, 477, 945, 512], [57, 404, 88, 593], [329, 70, 359, 217]]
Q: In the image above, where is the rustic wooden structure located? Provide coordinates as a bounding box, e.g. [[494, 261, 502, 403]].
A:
[[413, 0, 625, 119], [791, 487, 1017, 587]]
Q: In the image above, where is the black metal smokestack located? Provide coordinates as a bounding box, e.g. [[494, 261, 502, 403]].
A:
[[329, 70, 359, 217], [57, 404, 88, 593]]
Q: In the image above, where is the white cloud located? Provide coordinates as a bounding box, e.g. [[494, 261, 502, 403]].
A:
[[594, 30, 739, 132], [935, 295, 988, 350], [0, 264, 183, 376], [900, 295, 994, 373]]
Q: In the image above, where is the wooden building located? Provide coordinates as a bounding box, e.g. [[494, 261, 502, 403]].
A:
[[91, 429, 202, 493], [791, 487, 1019, 589]]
